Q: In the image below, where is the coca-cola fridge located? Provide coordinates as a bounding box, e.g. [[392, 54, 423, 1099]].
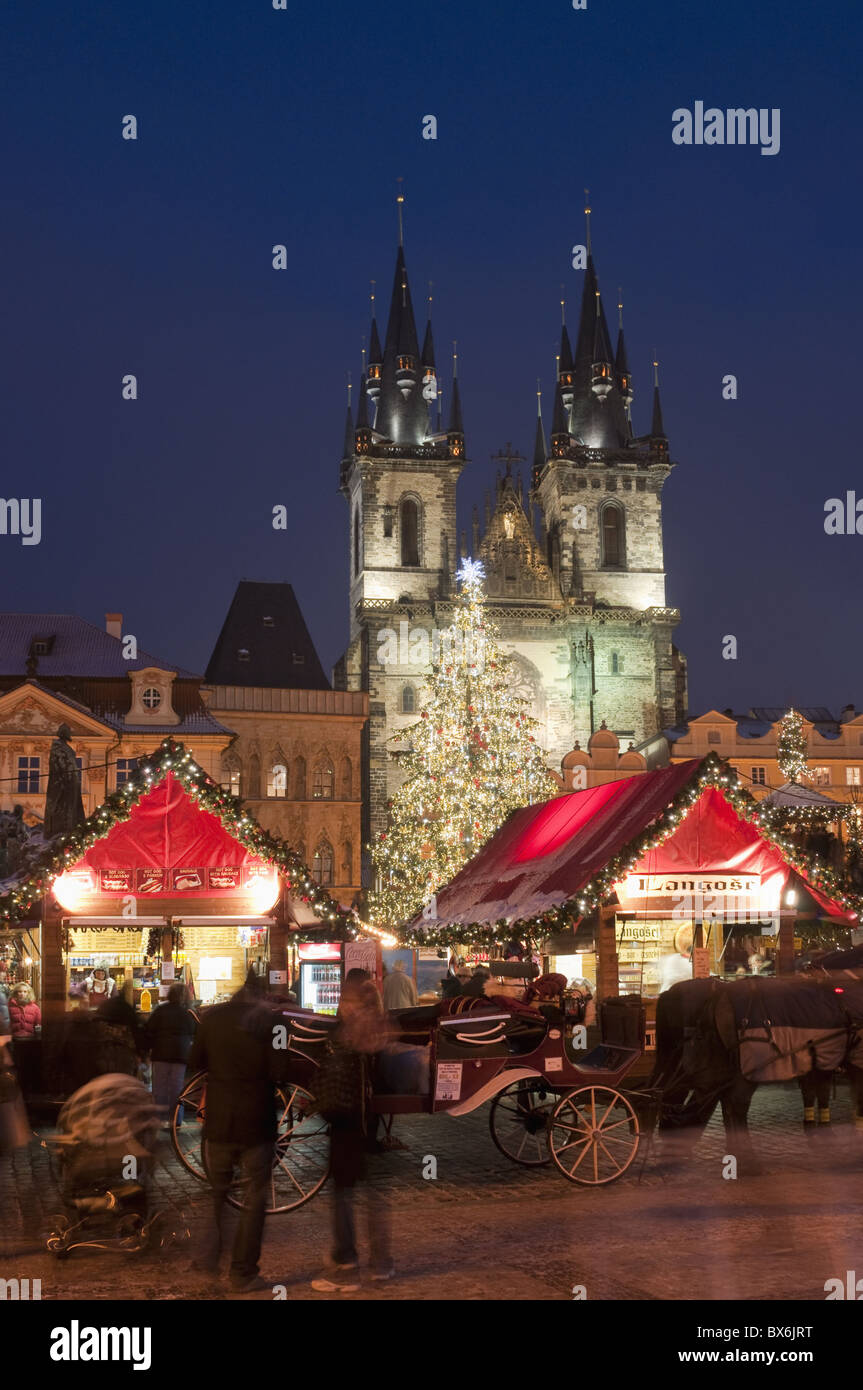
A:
[[298, 939, 381, 1015]]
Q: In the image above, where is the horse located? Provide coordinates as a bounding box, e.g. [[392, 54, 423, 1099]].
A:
[[650, 968, 863, 1173]]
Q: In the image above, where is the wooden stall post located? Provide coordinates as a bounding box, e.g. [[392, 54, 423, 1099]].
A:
[[595, 904, 619, 1001], [777, 908, 796, 975]]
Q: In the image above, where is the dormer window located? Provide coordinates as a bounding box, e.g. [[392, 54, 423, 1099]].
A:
[[237, 648, 250, 662], [142, 687, 161, 710], [33, 640, 49, 656], [262, 616, 274, 628], [292, 652, 305, 666]]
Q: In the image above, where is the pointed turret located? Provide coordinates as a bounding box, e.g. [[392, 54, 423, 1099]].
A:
[[560, 200, 631, 449], [420, 288, 438, 430], [366, 282, 382, 410], [651, 359, 666, 440], [354, 373, 372, 453], [559, 299, 575, 414], [341, 377, 354, 460], [615, 291, 634, 426], [532, 384, 547, 486], [373, 195, 429, 444], [550, 381, 569, 457], [446, 343, 464, 456]]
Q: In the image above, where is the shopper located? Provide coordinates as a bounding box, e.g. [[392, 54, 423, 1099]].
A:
[[311, 968, 394, 1292], [382, 957, 417, 1011], [145, 984, 197, 1126], [8, 984, 41, 1038], [186, 976, 277, 1293]]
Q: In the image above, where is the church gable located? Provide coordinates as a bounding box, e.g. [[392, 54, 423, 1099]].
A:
[[478, 470, 558, 602]]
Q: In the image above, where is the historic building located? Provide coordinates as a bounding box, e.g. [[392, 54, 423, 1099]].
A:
[[0, 612, 232, 821], [638, 705, 863, 806], [204, 581, 367, 905], [335, 208, 687, 878]]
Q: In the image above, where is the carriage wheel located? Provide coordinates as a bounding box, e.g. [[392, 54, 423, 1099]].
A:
[[170, 1071, 208, 1182], [489, 1079, 556, 1167], [223, 1082, 331, 1215], [548, 1086, 639, 1186]]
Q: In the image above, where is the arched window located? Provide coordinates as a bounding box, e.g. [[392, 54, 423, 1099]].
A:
[[313, 839, 334, 886], [400, 498, 420, 567], [247, 754, 261, 799], [313, 760, 334, 800], [401, 684, 416, 714], [267, 763, 287, 798], [292, 755, 306, 800], [600, 503, 625, 568], [353, 506, 361, 576], [340, 756, 352, 798], [343, 840, 353, 884]]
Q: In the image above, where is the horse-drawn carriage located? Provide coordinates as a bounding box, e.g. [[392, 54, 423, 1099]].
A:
[[170, 995, 653, 1214]]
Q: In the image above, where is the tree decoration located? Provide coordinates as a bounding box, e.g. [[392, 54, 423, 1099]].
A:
[[777, 708, 811, 784], [367, 559, 556, 929], [0, 738, 357, 939]]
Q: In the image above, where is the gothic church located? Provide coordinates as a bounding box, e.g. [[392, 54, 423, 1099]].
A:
[[334, 208, 687, 880]]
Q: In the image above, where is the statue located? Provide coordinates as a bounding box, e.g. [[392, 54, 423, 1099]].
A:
[[43, 724, 85, 838]]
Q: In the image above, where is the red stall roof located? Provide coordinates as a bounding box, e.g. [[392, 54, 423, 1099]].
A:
[[420, 759, 856, 929]]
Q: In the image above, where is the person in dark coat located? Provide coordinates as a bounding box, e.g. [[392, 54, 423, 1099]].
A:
[[311, 969, 394, 1292], [145, 984, 197, 1125], [93, 981, 142, 1076], [186, 978, 277, 1292]]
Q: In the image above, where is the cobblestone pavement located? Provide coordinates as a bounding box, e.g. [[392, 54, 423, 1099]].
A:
[[3, 1080, 863, 1301]]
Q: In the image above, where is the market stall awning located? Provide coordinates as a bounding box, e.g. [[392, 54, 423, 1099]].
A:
[[761, 781, 845, 813], [417, 758, 857, 931]]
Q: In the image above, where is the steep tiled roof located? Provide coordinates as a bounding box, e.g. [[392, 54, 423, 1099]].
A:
[[0, 615, 199, 679], [205, 582, 330, 690]]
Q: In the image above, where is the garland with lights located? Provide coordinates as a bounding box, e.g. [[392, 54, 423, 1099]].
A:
[[396, 753, 863, 948], [367, 558, 556, 931], [0, 738, 357, 938]]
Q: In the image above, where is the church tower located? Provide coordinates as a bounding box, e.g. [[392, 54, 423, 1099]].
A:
[[335, 198, 467, 864]]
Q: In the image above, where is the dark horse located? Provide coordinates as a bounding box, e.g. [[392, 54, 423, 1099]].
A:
[[650, 968, 863, 1173]]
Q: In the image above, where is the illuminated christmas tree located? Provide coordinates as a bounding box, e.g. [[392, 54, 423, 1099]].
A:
[[368, 559, 555, 929], [777, 708, 810, 784]]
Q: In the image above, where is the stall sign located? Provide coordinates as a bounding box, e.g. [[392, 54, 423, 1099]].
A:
[[136, 869, 165, 894], [209, 866, 241, 889], [99, 869, 133, 892], [345, 940, 377, 977], [161, 962, 175, 980], [622, 874, 761, 897], [244, 863, 271, 885], [298, 942, 341, 962], [435, 1062, 462, 1101], [171, 869, 204, 891]]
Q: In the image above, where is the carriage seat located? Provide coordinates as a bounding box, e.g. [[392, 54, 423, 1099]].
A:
[[387, 1002, 442, 1044]]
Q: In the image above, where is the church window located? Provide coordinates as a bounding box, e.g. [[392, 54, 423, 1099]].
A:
[[313, 839, 334, 886], [228, 768, 241, 796], [292, 755, 307, 799], [17, 756, 40, 793], [115, 757, 138, 788], [600, 503, 625, 568], [343, 840, 353, 884], [382, 505, 394, 538], [623, 479, 632, 491], [340, 756, 352, 797], [610, 652, 624, 675], [636, 478, 646, 492], [313, 761, 334, 799], [268, 763, 287, 798], [247, 754, 261, 798], [401, 684, 416, 713], [353, 507, 361, 576], [400, 498, 420, 567], [577, 477, 587, 490], [142, 687, 161, 710]]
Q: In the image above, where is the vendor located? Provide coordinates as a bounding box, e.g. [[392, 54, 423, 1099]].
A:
[[84, 967, 116, 1009]]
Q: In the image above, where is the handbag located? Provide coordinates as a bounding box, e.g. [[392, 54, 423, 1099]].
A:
[[314, 1042, 366, 1122]]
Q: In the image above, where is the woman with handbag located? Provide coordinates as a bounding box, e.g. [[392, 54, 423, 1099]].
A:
[[311, 968, 395, 1292]]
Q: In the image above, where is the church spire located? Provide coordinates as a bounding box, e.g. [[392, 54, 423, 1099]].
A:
[[564, 205, 629, 448], [366, 281, 382, 413], [651, 358, 666, 439], [615, 288, 634, 426], [532, 381, 547, 485], [447, 341, 464, 435], [342, 374, 354, 459], [373, 188, 427, 443]]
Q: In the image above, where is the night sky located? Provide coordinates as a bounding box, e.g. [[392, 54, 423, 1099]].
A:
[[4, 0, 862, 719]]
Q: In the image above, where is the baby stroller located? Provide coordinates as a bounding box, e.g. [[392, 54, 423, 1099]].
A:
[[43, 1073, 189, 1257]]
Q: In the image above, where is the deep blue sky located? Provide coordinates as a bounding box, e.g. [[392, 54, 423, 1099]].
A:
[[4, 0, 862, 718]]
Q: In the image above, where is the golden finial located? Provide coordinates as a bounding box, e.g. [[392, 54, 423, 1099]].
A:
[[537, 378, 542, 415], [347, 372, 352, 406], [396, 177, 405, 246], [452, 339, 458, 377], [370, 279, 376, 310], [560, 285, 566, 326], [653, 355, 659, 388], [584, 187, 592, 255], [617, 287, 624, 331]]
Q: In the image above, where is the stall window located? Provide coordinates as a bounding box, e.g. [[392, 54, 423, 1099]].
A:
[[16, 756, 39, 793], [313, 840, 334, 886], [115, 758, 138, 788]]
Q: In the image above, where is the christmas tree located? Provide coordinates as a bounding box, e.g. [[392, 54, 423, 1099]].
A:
[[777, 708, 810, 783], [368, 559, 555, 929]]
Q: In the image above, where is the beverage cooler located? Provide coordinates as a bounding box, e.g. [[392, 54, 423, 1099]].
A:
[[298, 941, 344, 1015]]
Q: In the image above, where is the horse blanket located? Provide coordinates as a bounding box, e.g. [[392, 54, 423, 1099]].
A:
[[725, 974, 863, 1083]]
